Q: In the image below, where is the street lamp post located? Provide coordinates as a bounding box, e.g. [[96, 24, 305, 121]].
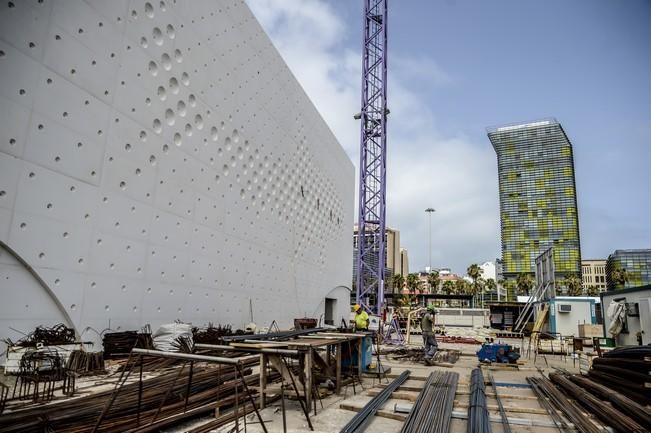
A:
[[425, 208, 435, 273]]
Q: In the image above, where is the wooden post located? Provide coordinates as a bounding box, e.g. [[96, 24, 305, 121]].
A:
[[336, 341, 342, 394], [259, 353, 267, 408], [304, 348, 313, 409], [357, 337, 363, 378]]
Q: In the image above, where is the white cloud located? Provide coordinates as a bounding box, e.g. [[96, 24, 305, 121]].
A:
[[247, 0, 500, 275]]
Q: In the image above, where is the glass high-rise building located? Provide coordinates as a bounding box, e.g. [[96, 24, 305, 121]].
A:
[[606, 249, 651, 290], [488, 118, 581, 281]]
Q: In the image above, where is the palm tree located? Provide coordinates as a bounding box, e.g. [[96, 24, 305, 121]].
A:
[[562, 273, 583, 296], [484, 278, 497, 302], [406, 273, 420, 293], [467, 264, 482, 307], [611, 267, 630, 289], [427, 271, 440, 294], [442, 280, 456, 295], [503, 279, 517, 301], [391, 274, 405, 293], [393, 292, 416, 310], [516, 273, 535, 296]]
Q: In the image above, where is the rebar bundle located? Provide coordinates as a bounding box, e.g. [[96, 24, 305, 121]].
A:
[[340, 370, 411, 433], [467, 369, 491, 433], [102, 331, 153, 359], [528, 375, 602, 433], [567, 374, 651, 430], [0, 358, 263, 433], [549, 372, 647, 433], [399, 370, 459, 433], [6, 324, 76, 347], [601, 345, 651, 359], [66, 351, 105, 375]]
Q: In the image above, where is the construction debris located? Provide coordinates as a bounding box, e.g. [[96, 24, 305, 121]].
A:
[[102, 328, 154, 359], [4, 324, 75, 348]]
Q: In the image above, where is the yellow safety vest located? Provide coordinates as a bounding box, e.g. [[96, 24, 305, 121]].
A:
[[355, 311, 369, 330]]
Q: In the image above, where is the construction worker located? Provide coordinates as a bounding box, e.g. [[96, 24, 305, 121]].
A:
[[421, 305, 439, 365], [352, 304, 369, 331]]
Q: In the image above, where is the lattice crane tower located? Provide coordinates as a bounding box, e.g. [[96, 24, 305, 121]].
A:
[[355, 0, 388, 314]]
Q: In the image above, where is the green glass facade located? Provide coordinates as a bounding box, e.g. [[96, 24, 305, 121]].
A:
[[488, 119, 581, 281], [606, 249, 651, 290]]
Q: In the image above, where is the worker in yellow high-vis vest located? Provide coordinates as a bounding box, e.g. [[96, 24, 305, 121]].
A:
[[352, 304, 369, 331]]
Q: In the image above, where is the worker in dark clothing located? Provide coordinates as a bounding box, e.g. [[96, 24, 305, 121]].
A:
[[421, 305, 438, 365]]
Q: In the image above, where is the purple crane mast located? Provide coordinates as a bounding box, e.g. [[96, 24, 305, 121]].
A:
[[355, 0, 388, 314]]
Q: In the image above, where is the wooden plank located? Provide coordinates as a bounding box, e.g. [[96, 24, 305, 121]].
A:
[[339, 403, 407, 422], [454, 401, 547, 415], [367, 389, 419, 402], [336, 342, 342, 395]]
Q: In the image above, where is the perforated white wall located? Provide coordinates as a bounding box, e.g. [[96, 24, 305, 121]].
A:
[[0, 0, 354, 350]]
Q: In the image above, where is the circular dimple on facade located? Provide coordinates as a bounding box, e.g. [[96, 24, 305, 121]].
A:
[[169, 77, 179, 93], [188, 94, 196, 106], [157, 86, 166, 100], [225, 137, 232, 151], [194, 114, 203, 130], [153, 118, 162, 133], [184, 123, 192, 136], [148, 60, 158, 76], [165, 108, 175, 125], [166, 24, 175, 39], [174, 132, 182, 146], [140, 37, 148, 48], [211, 126, 219, 141], [161, 53, 172, 70], [174, 49, 182, 62], [144, 2, 154, 18], [181, 72, 190, 86], [152, 27, 163, 45], [177, 100, 186, 116], [232, 129, 240, 143]]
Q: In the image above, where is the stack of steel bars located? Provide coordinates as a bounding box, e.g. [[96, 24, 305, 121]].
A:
[[399, 370, 458, 433], [528, 375, 600, 433], [467, 369, 491, 433], [567, 373, 651, 430], [340, 370, 410, 433], [549, 372, 647, 433], [587, 345, 651, 405], [0, 357, 273, 433]]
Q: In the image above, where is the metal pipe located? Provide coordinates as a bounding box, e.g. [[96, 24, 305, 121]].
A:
[[340, 370, 410, 433], [195, 343, 299, 356], [130, 348, 242, 365]]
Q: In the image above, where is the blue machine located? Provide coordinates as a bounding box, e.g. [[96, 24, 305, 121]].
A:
[[342, 334, 374, 370], [476, 343, 520, 364]]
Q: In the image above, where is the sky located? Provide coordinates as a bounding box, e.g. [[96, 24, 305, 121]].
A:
[[246, 0, 651, 276]]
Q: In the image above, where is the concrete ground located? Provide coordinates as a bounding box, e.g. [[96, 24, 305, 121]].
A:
[[199, 335, 582, 433]]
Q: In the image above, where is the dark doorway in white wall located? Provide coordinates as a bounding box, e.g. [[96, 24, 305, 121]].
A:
[[325, 298, 336, 325]]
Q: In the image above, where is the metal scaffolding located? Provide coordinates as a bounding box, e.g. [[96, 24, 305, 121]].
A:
[[355, 0, 388, 314]]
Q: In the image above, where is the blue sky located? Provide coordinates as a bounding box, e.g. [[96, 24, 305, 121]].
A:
[[248, 0, 651, 275]]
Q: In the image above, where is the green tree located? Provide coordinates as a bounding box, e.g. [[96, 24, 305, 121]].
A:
[[484, 278, 497, 302], [562, 273, 583, 296], [585, 284, 600, 296], [406, 273, 420, 293], [503, 279, 517, 301], [391, 273, 405, 293], [516, 273, 535, 296], [393, 292, 417, 310], [467, 263, 482, 306], [442, 280, 456, 295], [611, 267, 630, 289], [427, 271, 440, 294]]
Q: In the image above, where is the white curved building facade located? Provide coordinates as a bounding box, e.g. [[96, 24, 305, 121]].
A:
[[0, 0, 354, 352]]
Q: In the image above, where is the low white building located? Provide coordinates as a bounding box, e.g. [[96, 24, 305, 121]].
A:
[[601, 285, 651, 346]]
